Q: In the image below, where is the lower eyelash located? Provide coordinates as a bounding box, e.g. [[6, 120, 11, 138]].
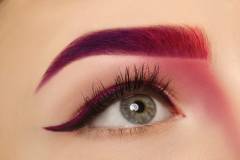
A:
[[75, 117, 181, 138], [78, 126, 149, 138]]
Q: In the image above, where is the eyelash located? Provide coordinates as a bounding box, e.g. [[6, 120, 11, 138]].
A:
[[45, 64, 180, 134], [76, 119, 176, 138]]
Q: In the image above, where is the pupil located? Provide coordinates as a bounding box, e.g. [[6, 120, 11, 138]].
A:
[[133, 100, 145, 113]]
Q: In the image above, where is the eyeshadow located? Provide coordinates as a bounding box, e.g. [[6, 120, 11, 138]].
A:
[[44, 65, 178, 132]]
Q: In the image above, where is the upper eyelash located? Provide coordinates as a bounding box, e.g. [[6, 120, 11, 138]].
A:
[[86, 64, 163, 108], [45, 64, 173, 132]]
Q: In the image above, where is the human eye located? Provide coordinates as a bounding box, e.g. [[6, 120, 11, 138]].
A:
[[45, 64, 184, 136], [40, 26, 208, 137]]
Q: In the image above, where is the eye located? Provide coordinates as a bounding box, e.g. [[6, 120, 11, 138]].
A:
[[45, 65, 182, 133], [91, 94, 173, 128]]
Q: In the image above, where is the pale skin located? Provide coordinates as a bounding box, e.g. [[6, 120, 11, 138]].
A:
[[0, 0, 240, 160]]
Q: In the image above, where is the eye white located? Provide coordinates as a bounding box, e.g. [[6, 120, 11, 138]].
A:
[[90, 97, 172, 128]]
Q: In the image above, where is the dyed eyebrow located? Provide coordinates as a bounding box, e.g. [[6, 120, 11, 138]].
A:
[[37, 25, 209, 90]]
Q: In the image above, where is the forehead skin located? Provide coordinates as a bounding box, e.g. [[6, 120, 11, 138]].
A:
[[0, 0, 240, 160]]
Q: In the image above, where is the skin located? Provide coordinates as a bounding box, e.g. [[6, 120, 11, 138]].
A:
[[0, 0, 240, 160]]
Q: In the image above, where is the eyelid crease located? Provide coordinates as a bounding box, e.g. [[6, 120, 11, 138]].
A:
[[44, 64, 179, 132]]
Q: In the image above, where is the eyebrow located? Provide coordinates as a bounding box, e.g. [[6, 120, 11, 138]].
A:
[[37, 25, 209, 90]]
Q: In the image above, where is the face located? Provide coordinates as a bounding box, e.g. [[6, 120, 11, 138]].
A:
[[0, 0, 240, 160]]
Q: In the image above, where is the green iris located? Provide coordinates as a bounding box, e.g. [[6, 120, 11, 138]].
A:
[[120, 94, 156, 124]]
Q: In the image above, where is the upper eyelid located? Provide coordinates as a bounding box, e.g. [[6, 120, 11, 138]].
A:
[[44, 64, 176, 132], [36, 25, 209, 92]]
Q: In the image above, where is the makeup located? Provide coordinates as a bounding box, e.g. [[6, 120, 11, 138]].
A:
[[45, 64, 180, 132], [37, 26, 209, 90]]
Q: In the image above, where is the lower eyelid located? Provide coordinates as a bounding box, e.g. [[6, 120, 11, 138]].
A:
[[75, 115, 183, 139]]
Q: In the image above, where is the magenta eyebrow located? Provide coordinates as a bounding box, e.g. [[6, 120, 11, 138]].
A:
[[37, 26, 209, 90]]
